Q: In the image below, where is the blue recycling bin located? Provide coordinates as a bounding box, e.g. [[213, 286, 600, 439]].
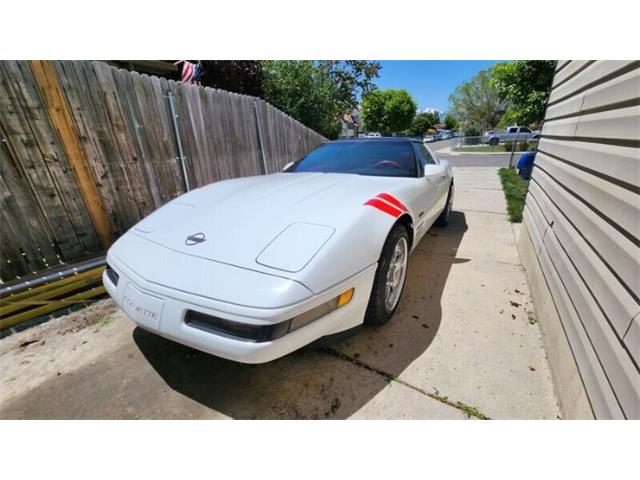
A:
[[517, 151, 536, 180]]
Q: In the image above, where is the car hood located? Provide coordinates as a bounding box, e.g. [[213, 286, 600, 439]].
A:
[[124, 172, 417, 288]]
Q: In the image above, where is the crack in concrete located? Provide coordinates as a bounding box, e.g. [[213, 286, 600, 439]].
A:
[[321, 347, 491, 420], [457, 208, 508, 216]]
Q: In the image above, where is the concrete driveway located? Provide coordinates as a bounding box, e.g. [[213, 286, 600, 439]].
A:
[[0, 159, 560, 419]]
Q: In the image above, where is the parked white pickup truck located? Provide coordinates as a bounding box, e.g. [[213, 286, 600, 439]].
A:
[[481, 126, 540, 145]]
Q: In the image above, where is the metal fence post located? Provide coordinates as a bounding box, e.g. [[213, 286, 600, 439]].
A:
[[508, 136, 517, 169], [166, 90, 190, 192], [253, 98, 268, 175]]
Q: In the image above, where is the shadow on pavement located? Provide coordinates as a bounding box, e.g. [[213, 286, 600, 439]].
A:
[[134, 211, 469, 419], [331, 211, 471, 378]]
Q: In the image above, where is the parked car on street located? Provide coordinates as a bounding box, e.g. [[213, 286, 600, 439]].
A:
[[481, 126, 540, 145], [437, 130, 454, 140], [104, 138, 454, 363], [363, 132, 382, 138], [422, 135, 435, 143]]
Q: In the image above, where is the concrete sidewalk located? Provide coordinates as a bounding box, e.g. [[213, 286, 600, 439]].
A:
[[0, 167, 560, 419]]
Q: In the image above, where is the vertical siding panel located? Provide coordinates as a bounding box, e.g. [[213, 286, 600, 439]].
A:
[[524, 60, 640, 418]]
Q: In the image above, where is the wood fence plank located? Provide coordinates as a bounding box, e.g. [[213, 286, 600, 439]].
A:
[[112, 69, 162, 210], [102, 66, 149, 218], [0, 135, 61, 280], [133, 73, 177, 204], [28, 60, 113, 249], [56, 61, 137, 235], [202, 88, 226, 182], [104, 64, 157, 216], [0, 61, 99, 260]]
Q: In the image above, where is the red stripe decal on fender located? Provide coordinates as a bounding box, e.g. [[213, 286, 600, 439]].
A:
[[376, 193, 407, 212], [364, 198, 403, 218]]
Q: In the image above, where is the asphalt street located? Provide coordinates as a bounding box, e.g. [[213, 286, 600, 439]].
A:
[[429, 139, 521, 168]]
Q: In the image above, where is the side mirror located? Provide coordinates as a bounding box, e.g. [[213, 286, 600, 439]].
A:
[[423, 164, 447, 180], [282, 161, 294, 172]]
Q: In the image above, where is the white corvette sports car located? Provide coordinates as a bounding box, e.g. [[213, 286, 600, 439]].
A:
[[104, 138, 454, 363]]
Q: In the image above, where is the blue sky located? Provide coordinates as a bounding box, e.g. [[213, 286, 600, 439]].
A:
[[372, 60, 499, 114]]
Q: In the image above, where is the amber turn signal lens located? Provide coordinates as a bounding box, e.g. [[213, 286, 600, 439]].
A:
[[287, 288, 355, 334], [337, 288, 354, 308]]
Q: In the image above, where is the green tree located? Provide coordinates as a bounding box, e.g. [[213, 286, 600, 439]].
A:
[[492, 60, 556, 126], [200, 61, 265, 96], [317, 61, 381, 115], [362, 89, 417, 135], [423, 110, 441, 125], [262, 60, 380, 139], [409, 112, 434, 136], [409, 111, 442, 136], [448, 69, 505, 132], [444, 113, 459, 131]]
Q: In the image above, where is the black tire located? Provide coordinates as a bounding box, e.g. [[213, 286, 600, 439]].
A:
[[364, 224, 409, 326], [489, 137, 499, 146], [435, 183, 454, 227]]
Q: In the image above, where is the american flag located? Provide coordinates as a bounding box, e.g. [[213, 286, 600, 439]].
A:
[[180, 61, 202, 84]]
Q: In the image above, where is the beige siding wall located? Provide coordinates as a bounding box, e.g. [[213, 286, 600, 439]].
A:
[[523, 60, 640, 419]]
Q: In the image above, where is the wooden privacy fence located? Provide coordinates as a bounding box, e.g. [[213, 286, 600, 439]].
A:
[[0, 60, 326, 282]]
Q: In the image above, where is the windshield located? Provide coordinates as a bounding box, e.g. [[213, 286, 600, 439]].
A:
[[285, 141, 417, 177]]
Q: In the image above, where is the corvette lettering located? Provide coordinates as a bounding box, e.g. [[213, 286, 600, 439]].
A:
[[124, 295, 159, 321]]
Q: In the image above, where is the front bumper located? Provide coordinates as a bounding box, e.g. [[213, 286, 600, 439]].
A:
[[103, 255, 376, 363]]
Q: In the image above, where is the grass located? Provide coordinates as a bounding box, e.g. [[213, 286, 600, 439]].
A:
[[455, 401, 490, 420], [498, 167, 529, 223], [454, 141, 539, 154], [99, 315, 116, 326], [431, 389, 490, 420]]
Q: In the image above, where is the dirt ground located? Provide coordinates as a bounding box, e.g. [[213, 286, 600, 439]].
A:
[[0, 167, 561, 420], [0, 299, 124, 406]]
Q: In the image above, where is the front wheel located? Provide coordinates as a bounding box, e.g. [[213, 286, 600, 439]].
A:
[[364, 224, 409, 326], [489, 137, 499, 146], [435, 183, 454, 227]]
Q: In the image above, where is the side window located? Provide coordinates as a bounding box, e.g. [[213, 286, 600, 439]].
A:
[[420, 144, 436, 164], [414, 143, 436, 176], [519, 127, 531, 133], [508, 127, 518, 134]]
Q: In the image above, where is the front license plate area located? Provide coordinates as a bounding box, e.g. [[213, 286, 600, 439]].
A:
[[122, 283, 164, 332]]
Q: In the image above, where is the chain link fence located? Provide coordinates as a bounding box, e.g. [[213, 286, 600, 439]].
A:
[[448, 136, 539, 167]]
